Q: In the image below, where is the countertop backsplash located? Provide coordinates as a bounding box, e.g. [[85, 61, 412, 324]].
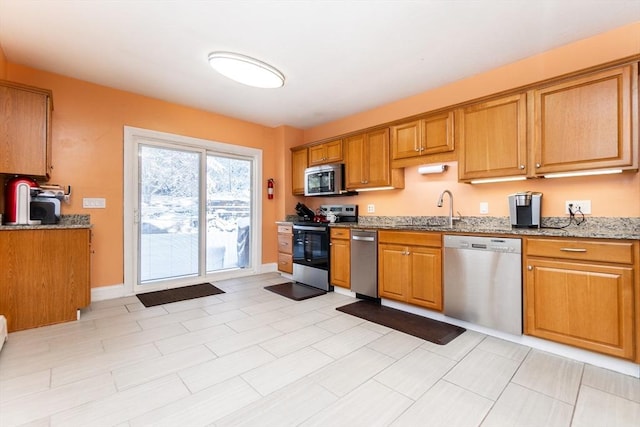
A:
[[283, 215, 639, 240]]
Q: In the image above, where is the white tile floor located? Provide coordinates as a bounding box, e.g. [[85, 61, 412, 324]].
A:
[[1, 272, 639, 427]]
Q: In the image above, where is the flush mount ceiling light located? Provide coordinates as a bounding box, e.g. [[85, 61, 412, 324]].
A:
[[207, 51, 285, 88]]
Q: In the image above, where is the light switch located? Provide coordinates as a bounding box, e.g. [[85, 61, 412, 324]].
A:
[[479, 202, 489, 214]]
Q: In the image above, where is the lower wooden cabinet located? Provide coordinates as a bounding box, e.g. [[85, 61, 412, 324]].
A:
[[524, 237, 637, 360], [276, 224, 293, 274], [0, 228, 91, 332], [378, 230, 442, 311], [330, 228, 350, 288]]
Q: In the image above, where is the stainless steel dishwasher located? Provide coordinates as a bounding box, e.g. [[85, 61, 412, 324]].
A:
[[443, 235, 522, 335], [350, 229, 378, 298]]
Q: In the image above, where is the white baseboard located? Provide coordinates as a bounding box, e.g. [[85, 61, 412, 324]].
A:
[[91, 263, 278, 302], [382, 298, 640, 378], [91, 283, 128, 301]]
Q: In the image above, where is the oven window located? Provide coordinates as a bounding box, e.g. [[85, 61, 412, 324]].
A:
[[293, 228, 329, 268]]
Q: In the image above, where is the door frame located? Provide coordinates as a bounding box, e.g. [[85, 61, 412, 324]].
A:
[[123, 126, 263, 295]]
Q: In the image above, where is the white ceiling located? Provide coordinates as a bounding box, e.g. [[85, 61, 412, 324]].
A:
[[1, 0, 639, 129]]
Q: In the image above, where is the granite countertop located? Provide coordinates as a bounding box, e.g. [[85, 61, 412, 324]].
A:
[[0, 214, 91, 231], [285, 215, 640, 240]]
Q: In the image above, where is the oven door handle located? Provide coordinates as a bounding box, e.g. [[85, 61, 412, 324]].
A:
[[294, 225, 327, 231]]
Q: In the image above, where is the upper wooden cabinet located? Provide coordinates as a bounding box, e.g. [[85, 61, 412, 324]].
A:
[[291, 147, 308, 195], [0, 80, 53, 178], [391, 111, 454, 163], [457, 93, 528, 181], [308, 139, 343, 166], [344, 128, 404, 190], [531, 63, 638, 175], [457, 62, 639, 182]]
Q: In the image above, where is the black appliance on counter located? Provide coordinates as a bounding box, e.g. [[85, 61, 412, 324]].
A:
[[292, 204, 358, 291]]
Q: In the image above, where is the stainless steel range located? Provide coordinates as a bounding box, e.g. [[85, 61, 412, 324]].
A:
[[292, 204, 357, 291]]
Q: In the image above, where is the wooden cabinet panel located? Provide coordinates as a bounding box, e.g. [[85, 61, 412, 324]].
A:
[[408, 246, 442, 310], [291, 147, 308, 195], [0, 81, 53, 178], [524, 237, 637, 360], [525, 258, 634, 359], [0, 229, 91, 332], [345, 128, 404, 190], [330, 228, 350, 288], [391, 111, 454, 161], [379, 243, 409, 299], [457, 93, 528, 181], [378, 231, 442, 310], [308, 139, 342, 166], [276, 223, 293, 274], [526, 238, 634, 264], [532, 63, 638, 174]]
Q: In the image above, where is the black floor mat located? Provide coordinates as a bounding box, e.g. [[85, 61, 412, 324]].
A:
[[337, 299, 465, 345], [264, 282, 326, 301], [137, 283, 225, 307]]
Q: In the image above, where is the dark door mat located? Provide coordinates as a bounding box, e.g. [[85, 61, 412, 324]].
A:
[[137, 283, 225, 307], [336, 300, 465, 345], [264, 282, 327, 301]]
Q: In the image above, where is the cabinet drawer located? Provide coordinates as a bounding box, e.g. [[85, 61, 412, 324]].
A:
[[378, 230, 441, 248], [278, 253, 293, 273], [277, 234, 292, 254], [330, 228, 351, 239], [277, 225, 292, 234], [526, 238, 634, 264]]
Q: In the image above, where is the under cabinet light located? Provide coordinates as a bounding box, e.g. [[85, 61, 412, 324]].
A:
[[353, 186, 396, 192], [543, 169, 623, 179], [418, 164, 448, 175], [470, 176, 527, 184], [208, 51, 285, 88]]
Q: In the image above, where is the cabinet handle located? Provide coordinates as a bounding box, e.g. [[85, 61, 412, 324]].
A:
[[519, 165, 525, 169], [560, 247, 587, 253], [414, 147, 420, 152], [535, 163, 541, 168], [528, 265, 533, 271]]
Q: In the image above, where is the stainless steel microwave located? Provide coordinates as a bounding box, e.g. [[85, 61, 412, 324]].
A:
[[304, 163, 344, 196]]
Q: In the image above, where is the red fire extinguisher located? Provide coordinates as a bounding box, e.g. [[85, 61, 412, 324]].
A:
[[267, 178, 274, 200]]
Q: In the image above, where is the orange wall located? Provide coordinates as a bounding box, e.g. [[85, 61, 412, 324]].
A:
[[296, 22, 640, 219], [6, 64, 293, 288]]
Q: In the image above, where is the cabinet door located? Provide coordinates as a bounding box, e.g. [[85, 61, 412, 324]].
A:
[[457, 93, 527, 181], [308, 140, 343, 166], [0, 83, 52, 177], [330, 237, 350, 288], [378, 243, 409, 301], [525, 258, 634, 359], [532, 64, 637, 174], [366, 128, 393, 187], [0, 229, 90, 332], [391, 120, 421, 160], [291, 147, 308, 195], [344, 133, 366, 188], [407, 246, 442, 311], [423, 111, 454, 155]]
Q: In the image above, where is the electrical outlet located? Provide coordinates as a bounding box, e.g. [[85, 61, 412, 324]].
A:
[[83, 197, 106, 208], [479, 202, 489, 214], [565, 200, 591, 214], [367, 204, 375, 213]]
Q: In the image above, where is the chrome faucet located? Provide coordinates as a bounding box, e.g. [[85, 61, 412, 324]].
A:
[[437, 189, 458, 228]]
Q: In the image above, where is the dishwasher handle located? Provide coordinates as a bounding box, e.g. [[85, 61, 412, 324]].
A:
[[352, 235, 375, 242]]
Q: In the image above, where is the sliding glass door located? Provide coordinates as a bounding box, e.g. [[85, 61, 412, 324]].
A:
[[125, 127, 261, 294]]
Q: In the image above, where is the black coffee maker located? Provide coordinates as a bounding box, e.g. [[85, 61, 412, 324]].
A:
[[508, 192, 542, 228]]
